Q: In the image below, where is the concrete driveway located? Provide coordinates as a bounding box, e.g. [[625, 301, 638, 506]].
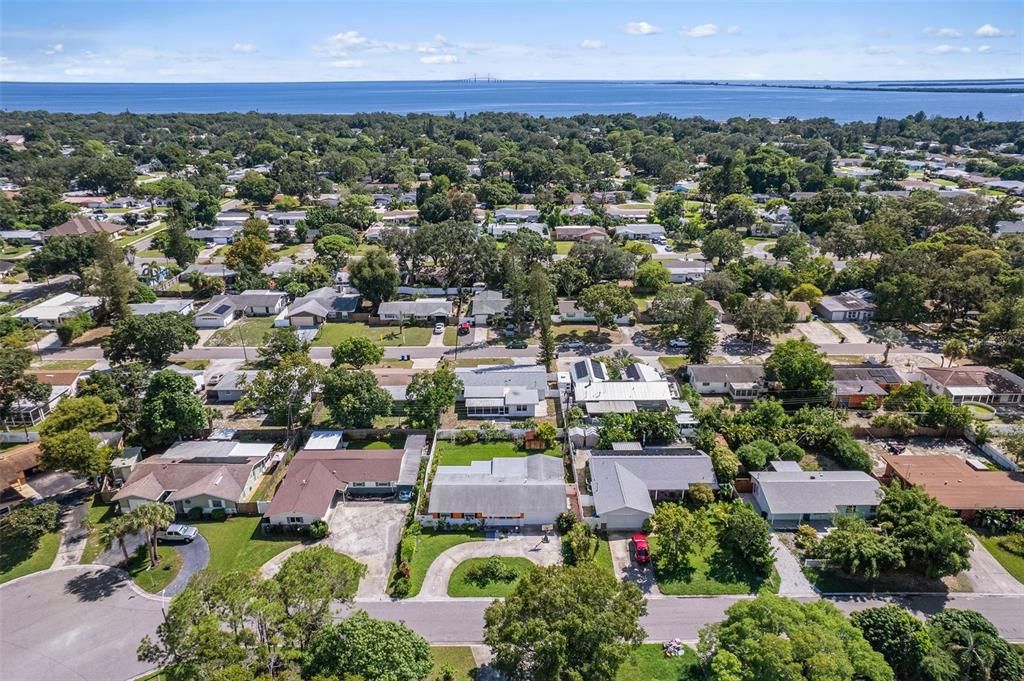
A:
[[608, 532, 660, 595], [799, 320, 842, 345], [965, 536, 1024, 595], [327, 501, 409, 600], [0, 566, 164, 681]]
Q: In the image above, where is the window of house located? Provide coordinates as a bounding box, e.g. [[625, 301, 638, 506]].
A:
[[377, 482, 391, 487], [351, 482, 366, 487], [287, 516, 303, 524], [210, 499, 224, 508]]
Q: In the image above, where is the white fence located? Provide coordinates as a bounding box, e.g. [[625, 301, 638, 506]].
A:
[[0, 431, 40, 444]]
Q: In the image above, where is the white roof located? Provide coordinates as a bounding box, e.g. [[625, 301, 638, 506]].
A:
[[14, 293, 101, 321], [305, 430, 344, 450]]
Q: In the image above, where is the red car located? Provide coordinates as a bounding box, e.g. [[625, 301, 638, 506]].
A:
[[458, 322, 471, 335], [630, 533, 651, 564]]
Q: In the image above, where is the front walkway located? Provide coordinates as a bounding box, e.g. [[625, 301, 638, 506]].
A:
[[51, 494, 90, 569], [770, 535, 816, 596], [414, 533, 562, 600], [964, 536, 1024, 595]]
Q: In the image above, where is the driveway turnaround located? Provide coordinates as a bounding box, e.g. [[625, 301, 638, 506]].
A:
[[0, 566, 164, 681], [415, 533, 562, 600], [162, 535, 210, 596]]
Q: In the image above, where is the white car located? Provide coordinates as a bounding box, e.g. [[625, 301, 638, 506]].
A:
[[668, 338, 690, 348], [157, 524, 199, 543], [561, 340, 585, 349], [433, 322, 445, 334]]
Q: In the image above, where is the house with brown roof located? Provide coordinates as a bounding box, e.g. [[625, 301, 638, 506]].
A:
[[554, 225, 608, 242], [919, 365, 1024, 405], [264, 433, 422, 527], [41, 216, 126, 240], [3, 369, 82, 427], [0, 442, 43, 514], [832, 364, 905, 408], [882, 453, 1024, 519]]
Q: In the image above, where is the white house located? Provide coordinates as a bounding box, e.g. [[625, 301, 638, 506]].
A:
[[128, 299, 194, 316], [455, 364, 550, 419], [193, 296, 238, 328], [206, 370, 259, 403], [378, 298, 452, 322], [13, 293, 100, 328], [750, 469, 882, 528], [556, 300, 632, 326], [815, 289, 876, 322], [232, 290, 288, 316], [615, 223, 665, 241], [687, 364, 765, 401]]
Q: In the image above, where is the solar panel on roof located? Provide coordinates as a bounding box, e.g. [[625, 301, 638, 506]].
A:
[[213, 304, 232, 314]]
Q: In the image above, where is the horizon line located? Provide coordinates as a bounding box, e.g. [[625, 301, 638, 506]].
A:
[[3, 77, 1023, 86]]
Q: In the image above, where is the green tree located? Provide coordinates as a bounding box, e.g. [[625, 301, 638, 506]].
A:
[[733, 297, 792, 349], [40, 429, 112, 481], [84, 235, 137, 321], [765, 339, 834, 396], [305, 611, 432, 681], [875, 326, 907, 365], [39, 396, 118, 436], [97, 514, 138, 565], [237, 353, 323, 429], [257, 327, 309, 367], [235, 170, 279, 205], [927, 609, 1022, 681], [701, 228, 744, 267], [138, 370, 209, 447], [104, 313, 198, 367], [0, 348, 54, 424], [941, 338, 967, 368], [563, 522, 599, 565], [715, 194, 758, 231], [851, 605, 935, 681], [821, 515, 906, 579], [576, 283, 634, 333], [224, 235, 274, 275], [349, 247, 399, 309], [161, 213, 201, 268], [719, 503, 774, 577], [634, 260, 670, 292], [710, 443, 740, 483], [484, 563, 646, 681], [651, 503, 713, 572], [322, 368, 393, 428], [331, 337, 384, 369], [697, 594, 894, 681], [550, 257, 591, 297], [405, 362, 463, 430], [876, 482, 971, 579], [874, 274, 929, 324]]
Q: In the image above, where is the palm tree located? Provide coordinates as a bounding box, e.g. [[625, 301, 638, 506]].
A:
[[130, 503, 176, 566], [874, 326, 907, 364], [141, 261, 161, 285], [98, 515, 137, 565], [942, 339, 968, 368]]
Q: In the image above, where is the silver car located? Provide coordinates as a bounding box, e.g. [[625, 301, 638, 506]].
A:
[[157, 523, 199, 543]]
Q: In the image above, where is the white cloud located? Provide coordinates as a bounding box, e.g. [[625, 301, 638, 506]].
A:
[[419, 54, 457, 64], [64, 67, 100, 76], [623, 21, 660, 35], [726, 26, 741, 35], [43, 43, 64, 55], [924, 27, 962, 38], [977, 44, 992, 53], [232, 43, 256, 53], [580, 39, 606, 50], [683, 23, 718, 38], [330, 59, 364, 68], [325, 30, 369, 55], [865, 45, 894, 55], [975, 23, 1011, 38], [926, 44, 970, 54]]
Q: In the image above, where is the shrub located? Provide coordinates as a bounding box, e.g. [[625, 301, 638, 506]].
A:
[[556, 511, 578, 534], [0, 501, 60, 541], [466, 556, 518, 586], [710, 444, 740, 483], [209, 508, 227, 521], [686, 483, 716, 507], [186, 507, 203, 521], [720, 503, 774, 577], [399, 528, 419, 563], [777, 442, 805, 462], [736, 439, 777, 471], [976, 508, 1013, 533], [999, 534, 1024, 557], [308, 520, 329, 540], [871, 412, 917, 437], [455, 430, 478, 445], [439, 664, 457, 681], [56, 312, 95, 344], [390, 575, 410, 598]]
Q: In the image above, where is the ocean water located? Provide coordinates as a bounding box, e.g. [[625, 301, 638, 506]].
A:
[[1, 80, 1021, 122]]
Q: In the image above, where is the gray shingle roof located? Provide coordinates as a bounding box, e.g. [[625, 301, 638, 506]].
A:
[[750, 471, 882, 515], [428, 454, 566, 516]]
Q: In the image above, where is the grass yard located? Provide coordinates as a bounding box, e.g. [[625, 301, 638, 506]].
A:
[[454, 357, 513, 368], [975, 533, 1024, 585], [650, 536, 780, 596], [32, 359, 96, 370], [447, 556, 535, 597], [173, 359, 210, 370], [429, 646, 477, 681], [375, 359, 414, 369], [802, 566, 967, 594], [80, 496, 119, 564], [443, 326, 459, 346], [274, 244, 302, 258], [127, 545, 182, 594], [0, 531, 61, 584], [594, 534, 615, 576], [434, 440, 560, 466], [554, 241, 574, 254], [345, 433, 408, 450], [554, 324, 611, 345], [659, 356, 687, 372], [195, 516, 299, 574], [406, 530, 484, 597], [615, 644, 700, 681], [312, 322, 432, 347], [206, 317, 276, 347]]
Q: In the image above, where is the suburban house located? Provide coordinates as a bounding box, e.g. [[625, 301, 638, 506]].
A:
[[455, 364, 550, 419], [426, 454, 567, 527], [0, 230, 43, 245], [193, 295, 238, 328], [264, 433, 422, 527], [282, 288, 362, 327], [13, 293, 100, 328], [662, 259, 710, 283], [0, 442, 43, 514], [182, 263, 237, 285], [41, 216, 125, 240], [815, 288, 876, 322], [186, 226, 241, 244], [568, 359, 684, 417], [832, 364, 905, 408], [381, 209, 418, 225], [881, 454, 1024, 520], [488, 222, 546, 239], [3, 369, 80, 428], [749, 469, 882, 528], [470, 289, 510, 325], [607, 206, 651, 222], [494, 207, 540, 222], [615, 223, 665, 241], [556, 300, 632, 326], [918, 366, 1024, 405], [206, 370, 259, 403], [112, 440, 274, 515], [586, 445, 718, 530], [994, 220, 1024, 238], [378, 298, 452, 323], [232, 290, 288, 316], [554, 226, 607, 242], [128, 299, 195, 316], [688, 364, 765, 400]]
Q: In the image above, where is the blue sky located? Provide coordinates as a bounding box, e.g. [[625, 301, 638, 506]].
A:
[[0, 0, 1020, 82]]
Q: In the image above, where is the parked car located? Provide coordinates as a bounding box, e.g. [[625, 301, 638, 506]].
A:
[[668, 338, 689, 348], [561, 339, 585, 349], [458, 322, 471, 335], [433, 322, 445, 334], [713, 321, 722, 331], [630, 533, 651, 564], [157, 524, 199, 543], [506, 339, 528, 349], [398, 489, 413, 502]]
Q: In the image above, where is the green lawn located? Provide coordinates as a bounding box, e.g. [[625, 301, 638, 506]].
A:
[[405, 530, 484, 597], [594, 534, 615, 576], [447, 556, 535, 597], [195, 517, 299, 574], [650, 536, 780, 596], [454, 357, 513, 368], [127, 545, 182, 594], [205, 317, 277, 347], [554, 324, 612, 345], [429, 646, 477, 681], [975, 533, 1024, 585], [312, 322, 432, 347], [345, 433, 408, 450], [802, 566, 955, 594], [274, 244, 302, 258], [0, 531, 61, 584], [32, 359, 96, 370], [173, 359, 210, 370], [615, 644, 700, 681], [80, 496, 119, 564], [554, 241, 574, 254], [659, 356, 687, 372], [443, 326, 459, 346], [434, 440, 560, 466]]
